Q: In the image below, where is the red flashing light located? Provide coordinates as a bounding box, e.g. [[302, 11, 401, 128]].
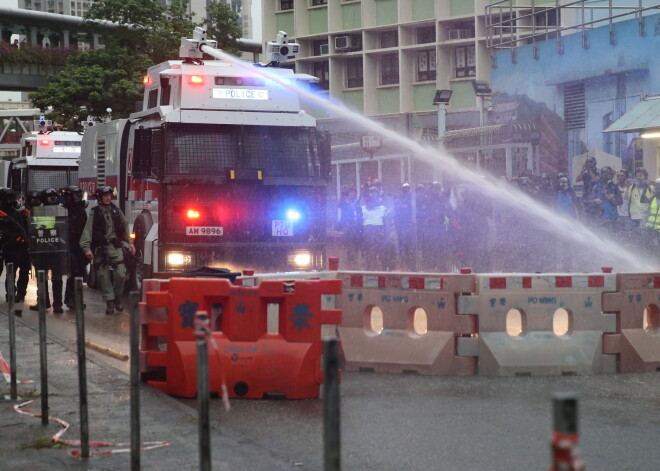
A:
[[40, 139, 49, 146], [189, 75, 204, 85], [143, 76, 152, 85], [187, 209, 200, 219]]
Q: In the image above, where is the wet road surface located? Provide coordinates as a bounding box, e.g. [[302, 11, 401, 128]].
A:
[[9, 274, 660, 470]]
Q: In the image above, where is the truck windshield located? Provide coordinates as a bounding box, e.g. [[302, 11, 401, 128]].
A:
[[164, 124, 323, 178]]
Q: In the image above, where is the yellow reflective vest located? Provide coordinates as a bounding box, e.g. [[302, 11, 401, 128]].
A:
[[645, 197, 660, 232]]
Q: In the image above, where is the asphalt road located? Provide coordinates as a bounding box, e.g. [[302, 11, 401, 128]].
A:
[[8, 274, 660, 470]]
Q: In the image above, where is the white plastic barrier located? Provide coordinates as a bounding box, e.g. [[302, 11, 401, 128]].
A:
[[603, 273, 660, 372], [335, 271, 477, 375], [457, 273, 618, 376]]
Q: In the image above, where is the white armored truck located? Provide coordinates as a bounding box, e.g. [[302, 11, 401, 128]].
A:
[[79, 28, 330, 284]]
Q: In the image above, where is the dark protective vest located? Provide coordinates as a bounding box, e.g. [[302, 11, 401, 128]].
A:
[[91, 203, 127, 251]]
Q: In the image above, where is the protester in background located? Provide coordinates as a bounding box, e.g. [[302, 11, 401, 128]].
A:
[[393, 182, 414, 270], [336, 186, 362, 269], [577, 156, 599, 198], [554, 176, 579, 219], [361, 186, 388, 270], [80, 186, 135, 315], [590, 166, 622, 235], [536, 172, 556, 207], [644, 179, 660, 261], [628, 168, 654, 227]]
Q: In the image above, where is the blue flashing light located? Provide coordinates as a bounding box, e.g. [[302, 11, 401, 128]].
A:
[[286, 208, 302, 222]]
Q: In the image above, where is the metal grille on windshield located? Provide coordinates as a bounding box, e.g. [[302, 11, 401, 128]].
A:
[[163, 124, 323, 178], [28, 168, 78, 192]]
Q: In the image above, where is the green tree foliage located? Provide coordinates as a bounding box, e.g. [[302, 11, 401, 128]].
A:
[[30, 48, 151, 129], [29, 0, 241, 126], [204, 1, 242, 56]]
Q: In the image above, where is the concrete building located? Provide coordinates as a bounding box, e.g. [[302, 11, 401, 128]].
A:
[[261, 1, 660, 197], [18, 0, 95, 17]]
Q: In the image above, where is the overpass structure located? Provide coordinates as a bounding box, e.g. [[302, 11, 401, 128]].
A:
[[0, 108, 42, 158], [0, 7, 117, 92]]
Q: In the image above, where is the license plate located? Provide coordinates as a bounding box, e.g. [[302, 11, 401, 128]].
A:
[[272, 220, 293, 236], [186, 226, 223, 236]]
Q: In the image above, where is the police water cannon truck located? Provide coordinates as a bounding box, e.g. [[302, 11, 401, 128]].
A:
[[79, 28, 331, 283], [11, 118, 83, 194]]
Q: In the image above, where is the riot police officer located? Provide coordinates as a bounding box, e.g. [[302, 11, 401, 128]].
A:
[[61, 186, 88, 309], [0, 188, 30, 303], [79, 186, 135, 315], [29, 188, 65, 313]]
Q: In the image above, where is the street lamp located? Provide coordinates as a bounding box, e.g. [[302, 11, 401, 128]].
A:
[[433, 89, 453, 106], [471, 80, 492, 96], [433, 89, 452, 142], [471, 80, 492, 127]]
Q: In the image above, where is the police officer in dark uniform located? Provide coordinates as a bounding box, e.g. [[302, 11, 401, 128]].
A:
[[0, 188, 30, 303], [61, 186, 88, 309], [29, 188, 66, 313]]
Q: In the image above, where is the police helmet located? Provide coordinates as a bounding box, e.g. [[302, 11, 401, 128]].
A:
[[0, 188, 19, 209], [63, 185, 84, 202], [40, 187, 59, 206], [26, 190, 42, 208], [95, 185, 113, 199]]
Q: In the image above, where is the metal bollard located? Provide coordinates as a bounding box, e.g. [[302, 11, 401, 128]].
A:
[[7, 263, 17, 400], [323, 338, 340, 471], [74, 277, 89, 458], [129, 291, 141, 471], [195, 311, 211, 471], [549, 392, 585, 471], [37, 270, 48, 425]]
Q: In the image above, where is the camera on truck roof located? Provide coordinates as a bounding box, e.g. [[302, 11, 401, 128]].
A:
[[265, 31, 300, 64]]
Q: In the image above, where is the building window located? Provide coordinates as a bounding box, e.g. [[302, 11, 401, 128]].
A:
[[380, 53, 399, 85], [311, 0, 327, 5], [455, 45, 475, 78], [313, 39, 329, 55], [379, 30, 398, 48], [416, 26, 435, 44], [346, 58, 363, 88], [416, 50, 436, 82], [280, 0, 293, 11], [313, 61, 329, 90]]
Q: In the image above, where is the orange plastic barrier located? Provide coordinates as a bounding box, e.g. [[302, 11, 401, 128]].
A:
[[458, 273, 618, 376], [139, 279, 170, 382], [141, 277, 341, 399], [335, 271, 477, 375], [602, 273, 660, 373]]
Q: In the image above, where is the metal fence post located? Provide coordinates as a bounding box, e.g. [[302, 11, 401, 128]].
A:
[[550, 392, 585, 471], [323, 338, 340, 471], [7, 263, 17, 400], [37, 270, 48, 425], [129, 291, 141, 471], [74, 277, 89, 458], [195, 311, 211, 471]]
